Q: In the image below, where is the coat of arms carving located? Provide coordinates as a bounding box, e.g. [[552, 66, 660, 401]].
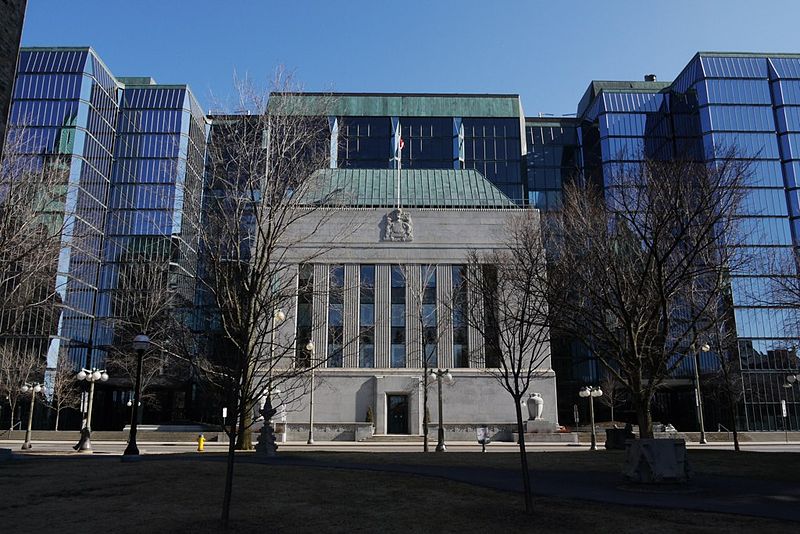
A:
[[382, 208, 413, 242]]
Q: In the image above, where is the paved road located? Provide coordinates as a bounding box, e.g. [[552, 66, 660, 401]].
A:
[[3, 439, 800, 454]]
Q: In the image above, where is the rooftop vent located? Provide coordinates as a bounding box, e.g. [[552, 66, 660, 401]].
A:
[[644, 74, 657, 82]]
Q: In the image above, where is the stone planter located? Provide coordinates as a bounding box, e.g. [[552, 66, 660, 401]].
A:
[[622, 438, 690, 483], [355, 423, 375, 442]]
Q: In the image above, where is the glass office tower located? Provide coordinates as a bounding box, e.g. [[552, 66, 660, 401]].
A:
[[6, 47, 204, 427], [577, 53, 800, 431], [9, 48, 121, 371]]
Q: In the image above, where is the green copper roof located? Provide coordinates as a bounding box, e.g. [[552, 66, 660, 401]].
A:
[[302, 168, 517, 208], [269, 93, 522, 118]]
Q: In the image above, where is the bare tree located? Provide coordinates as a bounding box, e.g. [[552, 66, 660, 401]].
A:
[[47, 358, 81, 431], [598, 369, 627, 424], [461, 210, 551, 515], [701, 291, 745, 452], [0, 345, 42, 431], [544, 155, 750, 438], [104, 259, 193, 410], [0, 127, 72, 345], [189, 75, 350, 527], [763, 249, 800, 342]]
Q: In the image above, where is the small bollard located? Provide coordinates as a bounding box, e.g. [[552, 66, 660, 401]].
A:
[[197, 433, 205, 452]]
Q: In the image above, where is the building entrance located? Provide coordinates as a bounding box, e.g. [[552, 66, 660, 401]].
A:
[[387, 394, 409, 434]]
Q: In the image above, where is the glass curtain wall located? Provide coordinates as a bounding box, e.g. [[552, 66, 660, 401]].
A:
[[525, 118, 580, 211], [7, 49, 120, 371]]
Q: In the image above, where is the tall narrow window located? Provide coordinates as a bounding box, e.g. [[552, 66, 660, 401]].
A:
[[482, 264, 502, 368], [452, 265, 469, 367], [391, 265, 406, 367], [422, 265, 437, 367], [359, 265, 375, 368], [327, 265, 344, 367], [295, 264, 313, 367]]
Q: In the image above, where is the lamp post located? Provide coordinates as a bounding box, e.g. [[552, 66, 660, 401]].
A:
[[267, 309, 286, 403], [579, 385, 603, 451], [693, 343, 711, 444], [75, 368, 109, 453], [306, 341, 315, 445], [784, 374, 798, 442], [124, 334, 150, 456], [430, 369, 453, 452], [20, 383, 43, 450]]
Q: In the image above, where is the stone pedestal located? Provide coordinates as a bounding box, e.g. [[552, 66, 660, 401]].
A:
[[255, 401, 278, 457], [623, 439, 690, 483]]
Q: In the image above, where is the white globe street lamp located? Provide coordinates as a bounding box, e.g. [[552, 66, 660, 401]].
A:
[[75, 367, 109, 453], [20, 382, 43, 450], [305, 341, 316, 445], [430, 369, 454, 452], [579, 386, 603, 451]]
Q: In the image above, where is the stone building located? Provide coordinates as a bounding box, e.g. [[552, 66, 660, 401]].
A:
[[271, 168, 558, 440]]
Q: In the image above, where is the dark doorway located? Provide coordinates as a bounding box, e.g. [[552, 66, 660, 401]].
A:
[[387, 394, 409, 434]]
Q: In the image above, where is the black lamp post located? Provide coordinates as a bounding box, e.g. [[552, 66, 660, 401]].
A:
[[123, 334, 150, 456], [430, 369, 452, 452]]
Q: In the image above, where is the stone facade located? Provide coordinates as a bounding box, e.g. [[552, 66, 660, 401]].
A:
[[270, 206, 559, 440]]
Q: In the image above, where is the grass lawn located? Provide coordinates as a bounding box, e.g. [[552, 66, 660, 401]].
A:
[[0, 454, 795, 533], [305, 449, 800, 482]]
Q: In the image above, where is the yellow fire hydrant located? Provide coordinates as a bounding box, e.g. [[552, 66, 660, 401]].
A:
[[197, 433, 205, 452]]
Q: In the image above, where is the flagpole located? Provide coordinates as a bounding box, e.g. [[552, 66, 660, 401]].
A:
[[396, 134, 401, 210], [397, 139, 401, 210]]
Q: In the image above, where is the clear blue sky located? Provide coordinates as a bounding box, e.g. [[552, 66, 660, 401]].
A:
[[20, 0, 800, 116]]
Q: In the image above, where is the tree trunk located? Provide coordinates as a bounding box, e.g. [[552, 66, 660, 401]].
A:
[[635, 401, 653, 439], [221, 391, 240, 529], [235, 411, 252, 450], [728, 397, 740, 452], [55, 408, 60, 431], [422, 377, 429, 452], [610, 403, 614, 425], [514, 398, 533, 514], [235, 362, 253, 451]]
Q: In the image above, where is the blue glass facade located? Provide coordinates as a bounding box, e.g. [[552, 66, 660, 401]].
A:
[[9, 48, 120, 370], [578, 53, 800, 431], [6, 48, 204, 389]]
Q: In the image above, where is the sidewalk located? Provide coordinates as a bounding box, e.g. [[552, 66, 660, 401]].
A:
[[3, 438, 800, 455]]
